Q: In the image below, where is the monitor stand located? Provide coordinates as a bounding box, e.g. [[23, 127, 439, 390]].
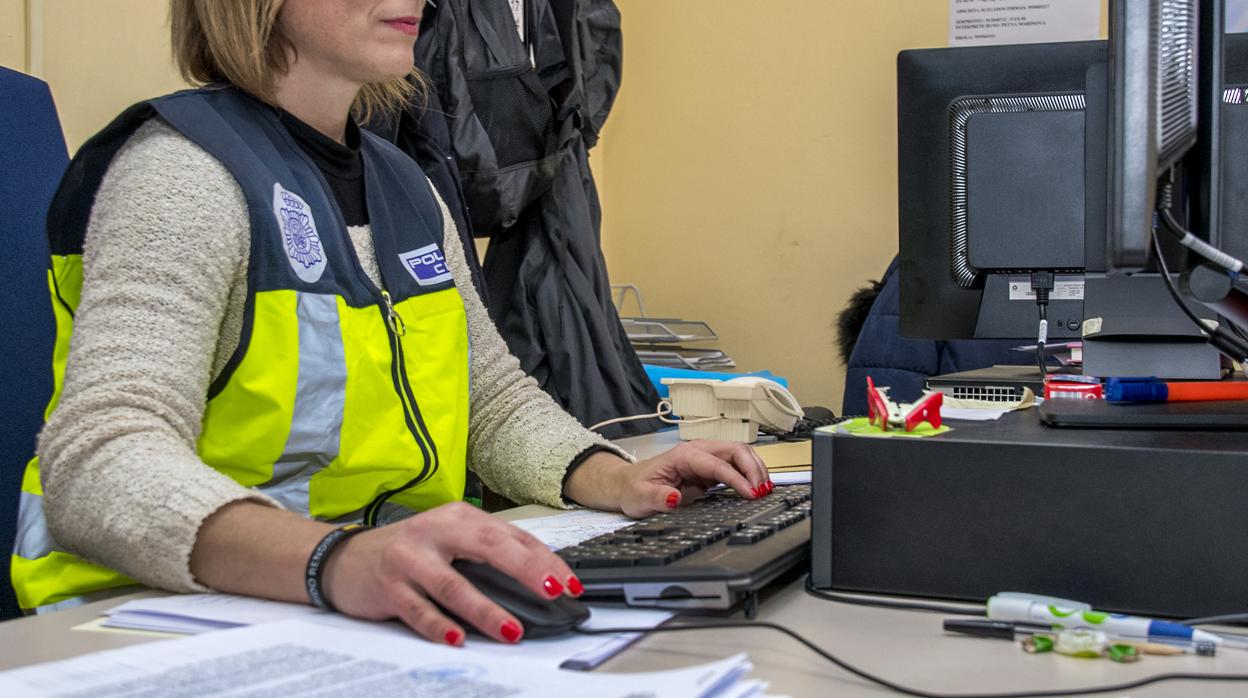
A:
[[1080, 275, 1224, 379]]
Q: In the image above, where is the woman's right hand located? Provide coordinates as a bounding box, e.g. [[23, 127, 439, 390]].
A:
[[320, 502, 582, 646]]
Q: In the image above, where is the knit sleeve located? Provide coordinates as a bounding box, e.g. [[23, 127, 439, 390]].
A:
[[431, 189, 636, 509], [38, 120, 279, 594]]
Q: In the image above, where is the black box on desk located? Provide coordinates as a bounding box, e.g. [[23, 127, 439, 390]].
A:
[[810, 410, 1248, 618]]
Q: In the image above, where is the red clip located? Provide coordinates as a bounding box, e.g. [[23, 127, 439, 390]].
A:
[[902, 391, 943, 432], [866, 376, 891, 431]]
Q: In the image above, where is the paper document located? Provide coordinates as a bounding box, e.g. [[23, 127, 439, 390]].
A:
[[769, 471, 811, 486], [941, 407, 1008, 421], [949, 0, 1099, 47], [99, 591, 673, 671], [310, 604, 677, 672], [104, 593, 325, 634], [1, 618, 754, 697], [754, 440, 811, 470], [1233, 0, 1248, 33], [511, 508, 633, 550]]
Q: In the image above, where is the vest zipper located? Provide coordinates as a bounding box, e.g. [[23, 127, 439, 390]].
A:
[[362, 289, 441, 526], [381, 289, 406, 336]]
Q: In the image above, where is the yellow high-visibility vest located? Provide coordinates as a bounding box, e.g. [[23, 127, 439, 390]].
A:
[[13, 87, 471, 611]]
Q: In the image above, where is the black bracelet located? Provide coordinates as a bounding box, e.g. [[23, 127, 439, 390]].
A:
[[560, 444, 617, 504], [305, 524, 368, 611]]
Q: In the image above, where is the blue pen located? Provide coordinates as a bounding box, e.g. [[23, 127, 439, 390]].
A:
[[987, 593, 1243, 649], [1106, 377, 1248, 403]]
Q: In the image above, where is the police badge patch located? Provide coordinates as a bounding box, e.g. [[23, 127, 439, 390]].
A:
[[398, 243, 454, 287], [272, 183, 327, 283]]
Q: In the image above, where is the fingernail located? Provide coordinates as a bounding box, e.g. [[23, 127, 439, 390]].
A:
[[766, 480, 775, 493], [542, 575, 564, 597], [665, 492, 680, 508], [444, 628, 463, 646], [501, 620, 523, 643], [749, 486, 760, 497], [567, 576, 584, 596]]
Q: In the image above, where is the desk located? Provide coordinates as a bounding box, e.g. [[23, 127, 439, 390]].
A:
[[2, 432, 1247, 696]]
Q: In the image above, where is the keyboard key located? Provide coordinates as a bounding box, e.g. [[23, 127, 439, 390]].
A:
[[577, 554, 635, 568]]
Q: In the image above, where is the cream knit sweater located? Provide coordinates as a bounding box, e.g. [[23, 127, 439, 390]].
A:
[[36, 119, 628, 594]]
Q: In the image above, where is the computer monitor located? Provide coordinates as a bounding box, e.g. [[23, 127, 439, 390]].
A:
[[899, 0, 1239, 349], [1106, 0, 1202, 272], [1217, 32, 1248, 264], [897, 41, 1107, 340]]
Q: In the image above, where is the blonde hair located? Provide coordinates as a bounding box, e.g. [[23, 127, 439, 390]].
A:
[[170, 0, 422, 122]]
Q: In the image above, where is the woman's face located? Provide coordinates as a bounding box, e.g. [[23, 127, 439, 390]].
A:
[[277, 0, 425, 84]]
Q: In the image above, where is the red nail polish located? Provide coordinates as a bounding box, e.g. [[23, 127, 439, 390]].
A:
[[665, 492, 680, 508], [542, 575, 564, 597], [500, 620, 523, 643], [567, 576, 584, 596], [750, 486, 760, 497], [767, 480, 775, 493], [444, 628, 463, 646]]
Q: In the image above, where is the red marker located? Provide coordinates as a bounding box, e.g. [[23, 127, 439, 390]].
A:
[[1105, 378, 1248, 402]]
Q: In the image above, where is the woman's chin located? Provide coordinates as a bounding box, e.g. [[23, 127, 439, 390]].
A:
[[361, 63, 416, 84]]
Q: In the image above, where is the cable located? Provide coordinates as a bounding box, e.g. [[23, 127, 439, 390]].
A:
[[1152, 208, 1248, 364], [1030, 272, 1054, 380], [1035, 302, 1049, 379], [588, 401, 720, 432], [1186, 613, 1248, 626], [803, 575, 987, 616], [1156, 181, 1245, 275], [574, 620, 1248, 698], [1151, 222, 1210, 331]]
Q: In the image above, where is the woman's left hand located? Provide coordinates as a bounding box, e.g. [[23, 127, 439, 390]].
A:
[[563, 440, 774, 518]]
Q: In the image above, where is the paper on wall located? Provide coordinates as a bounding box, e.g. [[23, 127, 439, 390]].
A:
[[950, 0, 1100, 47]]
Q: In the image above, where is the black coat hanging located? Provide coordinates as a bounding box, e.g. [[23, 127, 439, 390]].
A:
[[392, 0, 660, 438]]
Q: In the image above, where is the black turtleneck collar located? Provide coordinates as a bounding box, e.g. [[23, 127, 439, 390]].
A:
[[278, 110, 369, 227]]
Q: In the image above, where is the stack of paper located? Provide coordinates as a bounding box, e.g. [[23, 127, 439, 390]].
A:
[[100, 592, 677, 672], [636, 347, 737, 370], [1, 618, 769, 697], [102, 593, 327, 634], [755, 440, 812, 485]]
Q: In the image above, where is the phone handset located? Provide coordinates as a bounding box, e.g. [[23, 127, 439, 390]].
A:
[[725, 377, 803, 431], [661, 376, 804, 443]]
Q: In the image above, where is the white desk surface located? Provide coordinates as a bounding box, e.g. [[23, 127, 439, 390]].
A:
[[2, 431, 1246, 696]]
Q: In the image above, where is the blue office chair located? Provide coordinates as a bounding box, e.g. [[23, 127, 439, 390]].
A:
[[0, 67, 69, 620]]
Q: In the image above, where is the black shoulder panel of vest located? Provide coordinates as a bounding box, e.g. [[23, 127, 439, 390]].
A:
[[46, 100, 161, 256], [48, 85, 457, 308]]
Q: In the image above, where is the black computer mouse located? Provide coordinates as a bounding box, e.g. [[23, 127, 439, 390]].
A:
[[439, 559, 590, 640]]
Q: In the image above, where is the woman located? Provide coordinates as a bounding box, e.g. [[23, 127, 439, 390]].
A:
[[12, 0, 773, 646]]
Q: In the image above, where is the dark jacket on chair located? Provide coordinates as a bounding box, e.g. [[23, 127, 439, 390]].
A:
[[840, 258, 1030, 416]]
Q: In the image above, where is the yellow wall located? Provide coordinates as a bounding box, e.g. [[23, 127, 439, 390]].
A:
[[0, 0, 24, 72], [597, 0, 1107, 411], [5, 0, 186, 152], [42, 0, 186, 152]]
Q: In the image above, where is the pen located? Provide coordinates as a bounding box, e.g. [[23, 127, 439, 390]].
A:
[[943, 619, 1217, 655], [1105, 377, 1248, 403], [986, 593, 1241, 650], [943, 619, 1049, 640]]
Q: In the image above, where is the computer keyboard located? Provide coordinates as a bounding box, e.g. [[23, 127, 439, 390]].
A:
[[558, 485, 812, 612]]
